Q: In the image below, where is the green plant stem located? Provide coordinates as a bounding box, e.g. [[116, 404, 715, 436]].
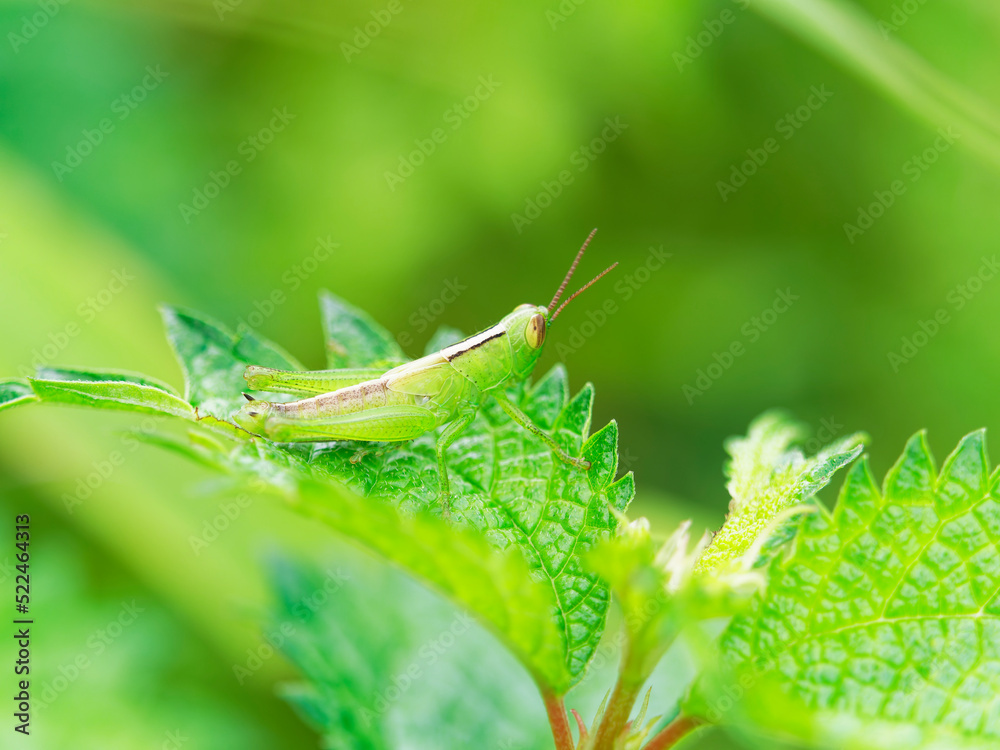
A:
[[544, 693, 574, 750], [642, 716, 705, 750], [590, 674, 643, 750]]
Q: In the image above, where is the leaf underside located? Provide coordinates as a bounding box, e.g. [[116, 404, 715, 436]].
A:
[[696, 411, 865, 575], [0, 379, 37, 412], [714, 430, 1000, 748], [272, 557, 550, 750]]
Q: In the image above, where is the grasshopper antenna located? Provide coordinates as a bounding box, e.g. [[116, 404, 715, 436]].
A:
[[548, 228, 599, 315], [550, 261, 619, 321]]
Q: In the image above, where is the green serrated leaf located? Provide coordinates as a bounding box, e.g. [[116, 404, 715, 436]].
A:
[[216, 300, 631, 690], [696, 411, 865, 575], [154, 300, 630, 692], [705, 429, 1000, 748], [319, 290, 406, 369], [607, 472, 636, 513], [35, 366, 181, 396], [28, 377, 195, 419], [11, 297, 633, 696], [524, 363, 569, 430], [832, 455, 882, 536], [883, 430, 936, 502], [556, 382, 594, 438], [584, 420, 619, 490], [160, 305, 301, 419], [235, 365, 631, 694], [0, 379, 37, 412]]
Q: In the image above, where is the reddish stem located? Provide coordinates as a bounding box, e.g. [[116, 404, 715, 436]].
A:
[[544, 693, 575, 750], [590, 676, 643, 750], [570, 709, 588, 743], [642, 716, 706, 750]]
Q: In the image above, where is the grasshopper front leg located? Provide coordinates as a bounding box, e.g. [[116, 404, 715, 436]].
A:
[[490, 389, 591, 471], [434, 406, 478, 519], [387, 363, 481, 518]]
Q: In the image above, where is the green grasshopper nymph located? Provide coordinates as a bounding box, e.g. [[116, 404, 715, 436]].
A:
[[234, 229, 617, 514]]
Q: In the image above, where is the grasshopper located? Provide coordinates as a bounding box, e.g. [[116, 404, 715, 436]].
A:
[[234, 229, 617, 514]]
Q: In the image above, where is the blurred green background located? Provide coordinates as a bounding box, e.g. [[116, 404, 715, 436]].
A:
[[1, 0, 998, 747]]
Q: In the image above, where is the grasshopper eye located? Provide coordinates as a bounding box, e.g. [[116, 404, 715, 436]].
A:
[[525, 313, 546, 349]]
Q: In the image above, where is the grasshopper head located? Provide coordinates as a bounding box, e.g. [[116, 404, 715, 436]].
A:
[[505, 304, 551, 379], [233, 395, 273, 436]]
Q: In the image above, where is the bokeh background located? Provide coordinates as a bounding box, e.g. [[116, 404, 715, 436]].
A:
[[1, 0, 998, 747]]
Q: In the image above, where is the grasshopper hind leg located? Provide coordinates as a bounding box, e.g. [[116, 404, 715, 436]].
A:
[[244, 365, 387, 397]]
